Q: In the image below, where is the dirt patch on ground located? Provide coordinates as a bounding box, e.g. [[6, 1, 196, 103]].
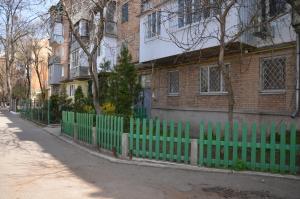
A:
[[202, 186, 282, 199]]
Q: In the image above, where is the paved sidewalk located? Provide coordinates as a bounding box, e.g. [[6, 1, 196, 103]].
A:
[[1, 110, 300, 199]]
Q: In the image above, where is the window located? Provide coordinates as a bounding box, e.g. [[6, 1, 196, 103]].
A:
[[71, 24, 79, 42], [177, 0, 215, 28], [168, 71, 179, 94], [71, 49, 79, 68], [61, 66, 64, 77], [69, 85, 75, 96], [141, 74, 152, 88], [121, 2, 129, 23], [146, 11, 161, 38], [200, 65, 227, 93], [79, 20, 89, 37], [261, 56, 286, 91], [269, 0, 286, 17]]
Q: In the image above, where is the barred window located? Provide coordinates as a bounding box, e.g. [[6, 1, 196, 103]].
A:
[[200, 65, 227, 93], [168, 71, 179, 94], [261, 56, 286, 91]]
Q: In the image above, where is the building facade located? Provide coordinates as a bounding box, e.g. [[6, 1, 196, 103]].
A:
[[136, 0, 300, 132], [48, 0, 300, 131]]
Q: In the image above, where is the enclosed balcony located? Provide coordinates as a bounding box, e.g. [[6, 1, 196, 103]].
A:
[[105, 21, 117, 36], [70, 66, 90, 79], [49, 22, 64, 45], [48, 63, 61, 85]]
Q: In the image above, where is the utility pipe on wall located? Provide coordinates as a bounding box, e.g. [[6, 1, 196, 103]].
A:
[[292, 33, 300, 118]]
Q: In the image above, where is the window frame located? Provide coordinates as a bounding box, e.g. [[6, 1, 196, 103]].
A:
[[145, 10, 161, 39], [260, 55, 286, 93], [168, 70, 180, 96], [71, 49, 79, 68], [177, 0, 215, 29], [199, 65, 228, 95], [121, 2, 129, 23]]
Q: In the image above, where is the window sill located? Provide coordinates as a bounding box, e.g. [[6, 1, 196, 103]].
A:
[[260, 90, 286, 95], [144, 35, 160, 43], [167, 93, 179, 97], [198, 92, 228, 96]]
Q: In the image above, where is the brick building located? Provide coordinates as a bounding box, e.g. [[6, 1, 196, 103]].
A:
[[136, 0, 300, 132]]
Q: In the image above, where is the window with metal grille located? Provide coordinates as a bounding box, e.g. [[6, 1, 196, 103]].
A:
[[168, 71, 179, 94], [121, 2, 128, 23], [261, 56, 286, 91], [200, 65, 227, 93]]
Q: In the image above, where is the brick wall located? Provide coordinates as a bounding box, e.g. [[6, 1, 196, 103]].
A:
[[117, 0, 140, 63], [149, 45, 297, 116]]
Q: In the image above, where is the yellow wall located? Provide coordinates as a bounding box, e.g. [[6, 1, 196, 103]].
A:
[[63, 80, 89, 101]]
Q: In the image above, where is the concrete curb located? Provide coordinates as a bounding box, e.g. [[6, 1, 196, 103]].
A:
[[40, 126, 300, 181]]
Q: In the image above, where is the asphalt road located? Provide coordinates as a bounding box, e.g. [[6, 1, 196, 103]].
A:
[[0, 110, 299, 199]]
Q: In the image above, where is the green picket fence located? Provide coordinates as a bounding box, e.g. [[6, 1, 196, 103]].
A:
[[76, 113, 94, 144], [198, 122, 300, 173], [133, 107, 147, 119], [62, 111, 75, 137], [129, 118, 191, 163], [96, 115, 123, 154]]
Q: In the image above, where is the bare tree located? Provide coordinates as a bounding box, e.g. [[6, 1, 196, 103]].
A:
[[16, 37, 33, 98], [60, 0, 117, 114], [0, 0, 46, 108]]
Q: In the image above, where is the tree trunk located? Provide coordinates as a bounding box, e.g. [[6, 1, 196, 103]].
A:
[[26, 65, 31, 99], [36, 68, 45, 102], [89, 55, 101, 114], [218, 15, 235, 130]]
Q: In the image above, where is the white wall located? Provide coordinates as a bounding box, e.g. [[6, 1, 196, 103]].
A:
[[96, 36, 117, 70], [139, 0, 296, 63]]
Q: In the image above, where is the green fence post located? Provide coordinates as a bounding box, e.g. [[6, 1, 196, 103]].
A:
[[270, 122, 276, 172], [149, 119, 154, 159], [155, 119, 160, 160], [199, 121, 205, 166], [279, 123, 286, 173], [47, 100, 50, 125], [184, 122, 190, 164], [289, 123, 297, 174], [215, 122, 221, 167], [260, 124, 267, 171], [162, 120, 167, 161], [251, 123, 257, 170], [233, 122, 239, 166], [207, 122, 213, 167]]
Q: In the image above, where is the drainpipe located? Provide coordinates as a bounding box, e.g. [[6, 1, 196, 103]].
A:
[[291, 33, 300, 118]]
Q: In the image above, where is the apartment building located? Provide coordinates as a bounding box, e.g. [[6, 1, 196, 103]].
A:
[[49, 0, 141, 100], [136, 0, 300, 131], [30, 39, 49, 101]]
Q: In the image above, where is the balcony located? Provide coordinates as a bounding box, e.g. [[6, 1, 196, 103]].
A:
[[70, 66, 90, 79], [48, 55, 61, 65], [48, 63, 62, 85], [49, 34, 64, 45]]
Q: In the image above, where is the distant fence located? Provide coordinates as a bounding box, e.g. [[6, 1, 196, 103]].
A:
[[59, 111, 300, 174], [20, 99, 51, 125], [133, 107, 147, 119]]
